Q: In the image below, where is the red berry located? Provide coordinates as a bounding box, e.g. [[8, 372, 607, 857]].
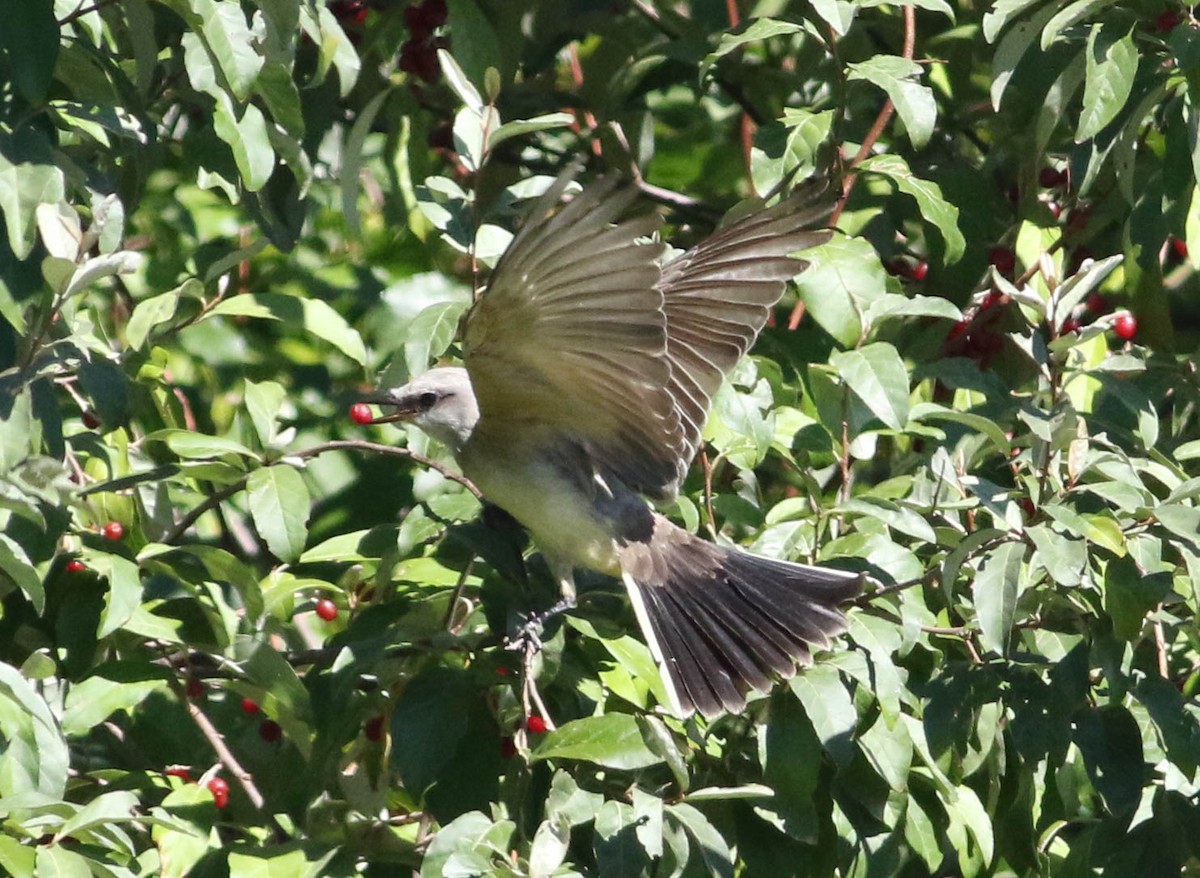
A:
[[1113, 311, 1137, 340], [947, 319, 970, 341], [81, 411, 100, 429], [1061, 317, 1082, 334], [1046, 201, 1063, 221], [495, 665, 511, 677], [1156, 9, 1182, 32], [185, 679, 205, 700], [102, 521, 124, 541], [66, 560, 86, 573], [207, 777, 229, 808], [240, 697, 260, 715], [1085, 293, 1109, 315], [911, 260, 929, 282], [1038, 167, 1062, 188], [883, 258, 912, 278], [500, 736, 517, 759], [1020, 498, 1037, 517], [365, 715, 384, 742], [1171, 237, 1189, 259], [165, 767, 194, 783], [349, 403, 373, 425], [526, 715, 548, 734], [315, 598, 339, 621], [982, 289, 1006, 310], [987, 246, 1016, 277], [259, 719, 282, 743]]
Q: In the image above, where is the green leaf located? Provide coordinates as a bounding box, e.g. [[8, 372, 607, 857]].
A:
[[1073, 705, 1145, 816], [1041, 0, 1120, 49], [532, 714, 662, 770], [0, 0, 59, 103], [701, 18, 806, 79], [62, 669, 169, 737], [829, 342, 910, 430], [246, 466, 310, 563], [1077, 24, 1137, 141], [126, 286, 187, 349], [420, 811, 514, 878], [971, 541, 1025, 655], [207, 293, 368, 364], [759, 692, 822, 842], [794, 234, 888, 345], [529, 813, 571, 878], [0, 664, 68, 798], [488, 113, 575, 151], [0, 153, 65, 260], [666, 803, 734, 878], [846, 57, 937, 148], [301, 4, 360, 96], [243, 379, 286, 448], [213, 94, 274, 192], [790, 665, 856, 766], [1104, 555, 1171, 641], [405, 299, 470, 377], [145, 429, 258, 460], [859, 155, 966, 261], [911, 404, 1013, 456], [90, 553, 143, 639], [195, 0, 263, 100], [0, 534, 44, 613], [594, 801, 652, 876]]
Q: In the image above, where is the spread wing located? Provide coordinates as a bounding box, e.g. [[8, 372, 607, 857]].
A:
[[658, 183, 834, 480], [464, 173, 834, 500], [463, 173, 687, 494]]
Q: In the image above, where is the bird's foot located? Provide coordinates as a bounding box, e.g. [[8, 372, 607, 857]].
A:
[[504, 596, 577, 653]]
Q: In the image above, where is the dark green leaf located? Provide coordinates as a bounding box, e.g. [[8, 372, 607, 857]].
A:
[[532, 714, 662, 770], [246, 465, 310, 563], [972, 541, 1025, 654]]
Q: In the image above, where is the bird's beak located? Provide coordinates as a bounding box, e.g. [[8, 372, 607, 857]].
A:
[[358, 390, 418, 425]]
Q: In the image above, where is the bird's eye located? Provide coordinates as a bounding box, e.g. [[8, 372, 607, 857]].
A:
[[419, 391, 439, 409]]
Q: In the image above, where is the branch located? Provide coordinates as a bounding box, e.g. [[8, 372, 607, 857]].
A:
[[789, 4, 917, 329], [160, 439, 481, 544]]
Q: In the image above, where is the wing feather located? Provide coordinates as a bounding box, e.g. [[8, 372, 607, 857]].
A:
[[658, 183, 835, 484], [464, 174, 684, 493], [464, 172, 833, 499]]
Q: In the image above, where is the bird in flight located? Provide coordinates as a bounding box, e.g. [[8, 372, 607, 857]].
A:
[[366, 171, 862, 717]]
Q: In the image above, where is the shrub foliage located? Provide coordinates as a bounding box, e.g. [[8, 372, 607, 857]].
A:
[[1, 0, 1199, 875]]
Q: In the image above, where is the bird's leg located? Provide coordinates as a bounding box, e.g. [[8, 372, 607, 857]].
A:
[[504, 565, 577, 651]]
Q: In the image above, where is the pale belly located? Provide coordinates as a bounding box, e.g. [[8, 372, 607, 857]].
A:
[[460, 437, 622, 576]]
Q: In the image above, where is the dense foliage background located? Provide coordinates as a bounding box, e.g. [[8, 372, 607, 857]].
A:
[[2, 0, 1200, 875]]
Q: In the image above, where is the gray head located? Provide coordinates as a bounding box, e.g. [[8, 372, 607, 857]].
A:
[[364, 366, 479, 453]]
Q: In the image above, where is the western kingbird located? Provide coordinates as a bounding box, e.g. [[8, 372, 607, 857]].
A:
[[368, 172, 862, 717]]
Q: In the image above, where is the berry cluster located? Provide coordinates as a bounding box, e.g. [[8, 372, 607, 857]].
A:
[[400, 0, 448, 83]]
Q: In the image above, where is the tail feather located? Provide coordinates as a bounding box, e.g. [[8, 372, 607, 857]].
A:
[[633, 583, 748, 715], [620, 521, 862, 718]]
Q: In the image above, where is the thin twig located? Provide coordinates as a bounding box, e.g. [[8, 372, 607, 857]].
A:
[[790, 4, 917, 328], [522, 637, 556, 731], [698, 445, 719, 541], [1153, 606, 1169, 679], [159, 439, 480, 544], [168, 675, 285, 834]]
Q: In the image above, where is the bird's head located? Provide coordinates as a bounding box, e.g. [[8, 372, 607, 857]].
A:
[[362, 366, 479, 453]]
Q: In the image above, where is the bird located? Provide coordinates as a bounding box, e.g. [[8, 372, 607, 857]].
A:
[[365, 171, 862, 717]]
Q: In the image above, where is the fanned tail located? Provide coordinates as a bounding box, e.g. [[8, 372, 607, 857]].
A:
[[621, 518, 862, 717]]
